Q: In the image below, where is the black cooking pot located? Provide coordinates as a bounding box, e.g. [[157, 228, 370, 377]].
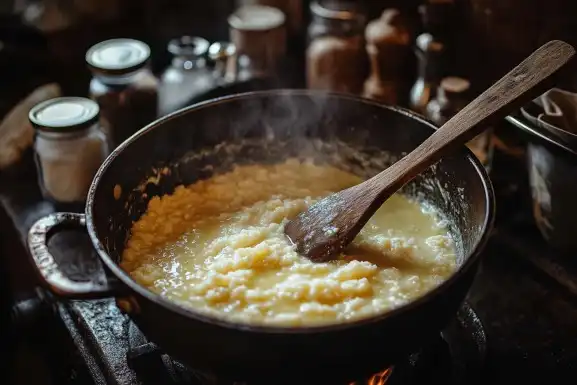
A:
[[27, 90, 494, 384]]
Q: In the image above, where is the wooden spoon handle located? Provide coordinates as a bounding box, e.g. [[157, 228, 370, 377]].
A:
[[375, 40, 575, 195]]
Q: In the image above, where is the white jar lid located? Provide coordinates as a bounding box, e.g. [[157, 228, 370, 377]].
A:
[[228, 5, 285, 31], [29, 97, 100, 132], [86, 38, 151, 74]]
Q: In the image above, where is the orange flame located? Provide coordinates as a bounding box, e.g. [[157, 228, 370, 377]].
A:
[[349, 367, 394, 385]]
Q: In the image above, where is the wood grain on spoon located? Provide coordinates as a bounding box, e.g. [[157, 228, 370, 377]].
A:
[[285, 40, 575, 262]]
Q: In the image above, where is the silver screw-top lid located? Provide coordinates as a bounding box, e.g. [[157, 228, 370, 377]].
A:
[[168, 36, 210, 57], [86, 38, 151, 75], [29, 97, 100, 132]]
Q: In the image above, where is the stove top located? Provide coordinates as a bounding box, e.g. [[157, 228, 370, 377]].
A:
[[127, 304, 486, 385], [58, 300, 486, 385], [4, 145, 577, 385]]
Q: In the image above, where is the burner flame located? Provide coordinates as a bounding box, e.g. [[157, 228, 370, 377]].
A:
[[349, 368, 393, 385]]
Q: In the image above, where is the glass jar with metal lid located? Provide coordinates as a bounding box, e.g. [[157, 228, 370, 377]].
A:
[[306, 0, 368, 94], [159, 36, 214, 116], [29, 97, 110, 205], [86, 38, 159, 148]]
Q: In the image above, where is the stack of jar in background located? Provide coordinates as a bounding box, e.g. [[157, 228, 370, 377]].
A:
[[29, 38, 158, 208], [26, 1, 297, 208], [27, 1, 289, 207], [302, 0, 493, 169], [26, 38, 209, 206], [27, 0, 494, 208]]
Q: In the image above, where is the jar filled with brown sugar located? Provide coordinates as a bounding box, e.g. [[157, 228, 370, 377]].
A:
[[86, 38, 159, 148], [306, 0, 368, 94]]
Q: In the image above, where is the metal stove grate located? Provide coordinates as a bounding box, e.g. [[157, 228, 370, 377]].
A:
[[122, 303, 486, 385]]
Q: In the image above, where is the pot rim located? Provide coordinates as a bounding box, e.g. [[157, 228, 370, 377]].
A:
[[86, 89, 496, 334], [506, 114, 577, 157]]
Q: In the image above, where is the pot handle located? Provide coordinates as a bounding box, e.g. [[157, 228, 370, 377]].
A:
[[27, 212, 121, 299]]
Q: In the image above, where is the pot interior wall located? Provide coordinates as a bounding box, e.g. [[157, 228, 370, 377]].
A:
[[90, 91, 489, 269]]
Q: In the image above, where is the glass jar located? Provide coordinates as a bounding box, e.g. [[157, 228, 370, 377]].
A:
[[236, 0, 303, 37], [228, 4, 287, 81], [159, 36, 213, 116], [86, 38, 159, 148], [306, 0, 367, 94], [426, 76, 494, 169], [29, 97, 110, 205]]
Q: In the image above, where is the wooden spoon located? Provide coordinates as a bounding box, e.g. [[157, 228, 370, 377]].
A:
[[285, 40, 575, 262]]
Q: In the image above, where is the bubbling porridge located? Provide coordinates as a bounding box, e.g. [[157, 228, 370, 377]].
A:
[[121, 159, 457, 326]]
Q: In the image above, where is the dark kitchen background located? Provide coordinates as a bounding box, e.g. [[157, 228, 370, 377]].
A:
[[3, 0, 577, 113], [1, 0, 576, 114], [3, 0, 577, 385]]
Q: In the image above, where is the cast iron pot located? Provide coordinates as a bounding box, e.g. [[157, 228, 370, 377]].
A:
[[27, 90, 494, 384]]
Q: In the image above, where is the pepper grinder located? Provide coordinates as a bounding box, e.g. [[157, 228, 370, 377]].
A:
[[409, 33, 444, 114], [363, 9, 411, 105]]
